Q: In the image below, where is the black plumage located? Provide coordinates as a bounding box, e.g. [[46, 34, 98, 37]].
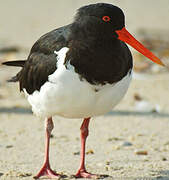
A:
[[3, 3, 132, 95]]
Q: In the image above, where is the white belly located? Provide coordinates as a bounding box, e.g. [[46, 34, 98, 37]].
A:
[[25, 47, 132, 119]]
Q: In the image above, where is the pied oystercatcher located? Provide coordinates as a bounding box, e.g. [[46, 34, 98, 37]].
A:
[[2, 3, 164, 179]]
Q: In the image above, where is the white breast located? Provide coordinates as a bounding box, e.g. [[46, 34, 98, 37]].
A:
[[24, 47, 132, 119]]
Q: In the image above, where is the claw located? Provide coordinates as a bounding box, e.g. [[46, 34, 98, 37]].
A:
[[34, 163, 60, 179], [75, 169, 99, 179]]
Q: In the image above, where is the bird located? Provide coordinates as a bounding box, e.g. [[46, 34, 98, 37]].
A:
[[2, 3, 164, 179]]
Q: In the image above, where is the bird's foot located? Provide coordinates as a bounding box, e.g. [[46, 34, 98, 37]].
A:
[[75, 169, 99, 179], [34, 163, 60, 179]]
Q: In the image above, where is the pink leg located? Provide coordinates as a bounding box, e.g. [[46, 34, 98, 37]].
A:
[[75, 117, 98, 178], [34, 117, 60, 179]]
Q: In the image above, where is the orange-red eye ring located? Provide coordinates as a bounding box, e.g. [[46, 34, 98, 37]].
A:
[[102, 16, 111, 22]]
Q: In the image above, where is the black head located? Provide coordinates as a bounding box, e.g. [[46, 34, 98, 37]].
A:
[[72, 3, 164, 66], [74, 3, 125, 33]]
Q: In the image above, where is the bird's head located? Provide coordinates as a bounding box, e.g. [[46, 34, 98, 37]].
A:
[[75, 3, 124, 32], [74, 3, 164, 66]]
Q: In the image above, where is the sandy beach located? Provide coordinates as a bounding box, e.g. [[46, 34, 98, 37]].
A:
[[0, 0, 169, 179]]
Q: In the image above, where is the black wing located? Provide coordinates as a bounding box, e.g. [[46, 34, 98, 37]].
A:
[[9, 25, 71, 94]]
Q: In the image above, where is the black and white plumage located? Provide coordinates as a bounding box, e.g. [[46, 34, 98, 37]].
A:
[[2, 3, 163, 179], [5, 4, 133, 119]]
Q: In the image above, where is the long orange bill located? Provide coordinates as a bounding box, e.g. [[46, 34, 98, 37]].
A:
[[115, 27, 164, 66]]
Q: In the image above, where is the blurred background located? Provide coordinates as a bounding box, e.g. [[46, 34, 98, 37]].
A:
[[0, 1, 169, 179], [0, 0, 169, 46], [0, 0, 169, 70]]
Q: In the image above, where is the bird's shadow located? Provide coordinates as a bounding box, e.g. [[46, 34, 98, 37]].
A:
[[1, 107, 169, 119], [35, 174, 111, 179], [69, 174, 111, 179]]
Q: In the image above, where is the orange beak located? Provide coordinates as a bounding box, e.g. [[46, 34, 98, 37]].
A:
[[115, 27, 164, 66]]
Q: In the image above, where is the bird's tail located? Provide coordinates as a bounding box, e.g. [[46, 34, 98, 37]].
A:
[[2, 60, 26, 82], [2, 60, 25, 67]]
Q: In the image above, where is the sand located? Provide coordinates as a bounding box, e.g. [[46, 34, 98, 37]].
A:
[[0, 0, 169, 179]]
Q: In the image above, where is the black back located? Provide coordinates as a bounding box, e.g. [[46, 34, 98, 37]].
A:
[[16, 25, 71, 94]]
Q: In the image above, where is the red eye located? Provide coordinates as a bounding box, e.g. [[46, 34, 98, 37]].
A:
[[102, 16, 111, 22]]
